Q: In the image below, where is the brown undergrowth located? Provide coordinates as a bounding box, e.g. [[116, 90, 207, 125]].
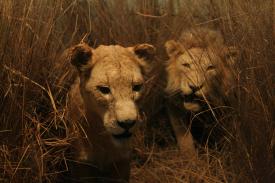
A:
[[0, 0, 274, 182]]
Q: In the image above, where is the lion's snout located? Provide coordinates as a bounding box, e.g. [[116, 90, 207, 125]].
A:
[[189, 84, 204, 93], [181, 82, 205, 96]]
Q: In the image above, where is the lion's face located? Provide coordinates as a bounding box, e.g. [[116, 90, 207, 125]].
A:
[[70, 43, 155, 143], [165, 40, 238, 112], [173, 48, 220, 111]]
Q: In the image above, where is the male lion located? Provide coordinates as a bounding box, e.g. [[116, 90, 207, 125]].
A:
[[165, 28, 239, 156], [67, 42, 155, 182]]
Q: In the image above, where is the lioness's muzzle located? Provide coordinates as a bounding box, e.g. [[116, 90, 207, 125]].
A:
[[117, 120, 136, 130]]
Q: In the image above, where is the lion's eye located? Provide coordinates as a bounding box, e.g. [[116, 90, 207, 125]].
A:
[[182, 63, 191, 68], [207, 65, 216, 71], [97, 86, 111, 94], [133, 84, 143, 92]]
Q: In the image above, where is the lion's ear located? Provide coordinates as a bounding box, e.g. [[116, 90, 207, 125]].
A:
[[224, 46, 240, 65], [133, 43, 156, 61], [165, 40, 183, 58], [70, 43, 93, 71]]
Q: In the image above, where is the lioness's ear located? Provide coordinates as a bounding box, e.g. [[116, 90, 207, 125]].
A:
[[165, 40, 183, 58], [224, 46, 240, 65], [70, 43, 93, 71], [133, 43, 156, 61], [132, 44, 156, 74]]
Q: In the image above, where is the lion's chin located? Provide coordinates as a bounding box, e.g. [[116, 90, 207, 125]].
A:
[[183, 102, 201, 112]]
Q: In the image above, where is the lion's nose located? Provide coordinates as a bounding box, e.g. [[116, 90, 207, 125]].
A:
[[189, 84, 203, 93], [117, 120, 136, 130]]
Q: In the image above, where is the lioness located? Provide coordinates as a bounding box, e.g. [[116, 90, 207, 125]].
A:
[[165, 28, 239, 156], [67, 42, 155, 182]]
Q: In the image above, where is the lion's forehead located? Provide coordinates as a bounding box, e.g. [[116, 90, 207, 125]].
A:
[[178, 47, 220, 67]]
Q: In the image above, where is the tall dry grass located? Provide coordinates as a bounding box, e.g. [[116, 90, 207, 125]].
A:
[[0, 0, 274, 182]]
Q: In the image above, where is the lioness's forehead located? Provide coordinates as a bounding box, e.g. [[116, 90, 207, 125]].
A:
[[87, 45, 143, 85], [92, 45, 136, 62]]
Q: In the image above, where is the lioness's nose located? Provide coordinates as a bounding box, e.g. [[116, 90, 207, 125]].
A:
[[189, 84, 203, 93], [115, 100, 137, 122], [117, 120, 136, 130]]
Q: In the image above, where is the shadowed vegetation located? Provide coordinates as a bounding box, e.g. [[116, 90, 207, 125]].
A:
[[0, 0, 274, 182]]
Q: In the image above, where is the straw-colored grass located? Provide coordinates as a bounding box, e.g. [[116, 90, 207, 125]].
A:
[[0, 0, 274, 182]]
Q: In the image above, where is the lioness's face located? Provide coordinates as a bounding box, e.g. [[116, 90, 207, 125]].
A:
[[70, 43, 155, 142], [83, 51, 145, 140]]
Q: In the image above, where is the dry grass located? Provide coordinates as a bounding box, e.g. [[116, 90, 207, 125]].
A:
[[0, 0, 274, 182]]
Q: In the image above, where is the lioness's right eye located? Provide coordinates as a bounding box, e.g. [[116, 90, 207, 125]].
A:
[[182, 63, 191, 68], [132, 84, 143, 92], [97, 86, 111, 94]]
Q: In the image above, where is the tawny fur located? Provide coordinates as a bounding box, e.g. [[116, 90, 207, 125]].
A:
[[67, 43, 155, 182], [164, 28, 239, 156]]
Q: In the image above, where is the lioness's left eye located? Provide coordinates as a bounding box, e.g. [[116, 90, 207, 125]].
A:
[[207, 65, 216, 71], [133, 84, 143, 92], [97, 86, 111, 94]]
